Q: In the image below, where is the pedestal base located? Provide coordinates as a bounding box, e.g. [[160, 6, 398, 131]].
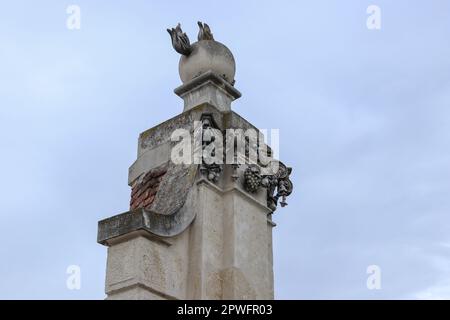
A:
[[174, 71, 241, 113]]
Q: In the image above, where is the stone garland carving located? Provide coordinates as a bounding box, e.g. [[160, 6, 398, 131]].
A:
[[243, 161, 293, 212], [243, 164, 262, 193], [197, 113, 294, 210], [265, 162, 293, 210]]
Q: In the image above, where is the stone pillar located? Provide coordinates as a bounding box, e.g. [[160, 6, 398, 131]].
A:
[[97, 22, 293, 300]]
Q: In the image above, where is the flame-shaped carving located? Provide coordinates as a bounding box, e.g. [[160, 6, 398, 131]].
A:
[[197, 21, 214, 41], [167, 23, 192, 56]]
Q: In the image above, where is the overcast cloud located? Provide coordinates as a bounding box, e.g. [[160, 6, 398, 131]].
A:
[[0, 1, 449, 299]]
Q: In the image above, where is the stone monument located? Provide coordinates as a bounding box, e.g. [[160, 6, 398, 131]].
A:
[[97, 22, 293, 300]]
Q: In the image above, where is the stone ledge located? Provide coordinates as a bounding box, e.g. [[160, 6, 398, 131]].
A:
[[174, 71, 242, 112], [97, 209, 172, 246], [174, 70, 241, 100]]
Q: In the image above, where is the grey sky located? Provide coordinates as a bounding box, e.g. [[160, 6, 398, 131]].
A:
[[0, 1, 449, 299]]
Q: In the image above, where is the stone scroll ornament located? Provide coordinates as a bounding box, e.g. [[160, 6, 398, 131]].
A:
[[244, 161, 293, 212]]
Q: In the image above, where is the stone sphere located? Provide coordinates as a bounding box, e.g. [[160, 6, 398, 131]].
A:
[[179, 40, 236, 84]]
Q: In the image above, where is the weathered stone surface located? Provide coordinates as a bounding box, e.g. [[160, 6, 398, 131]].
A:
[[98, 175, 276, 299], [149, 162, 198, 217], [179, 40, 236, 84], [97, 209, 161, 245], [175, 71, 241, 112], [105, 234, 189, 299]]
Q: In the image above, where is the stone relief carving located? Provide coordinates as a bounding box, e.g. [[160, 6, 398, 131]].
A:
[[197, 114, 294, 211], [243, 164, 262, 193], [200, 163, 222, 183], [242, 161, 293, 212], [263, 161, 293, 211], [199, 115, 223, 183]]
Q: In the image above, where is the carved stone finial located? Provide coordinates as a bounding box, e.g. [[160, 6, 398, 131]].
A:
[[168, 22, 237, 88], [197, 21, 214, 41], [167, 23, 192, 56]]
